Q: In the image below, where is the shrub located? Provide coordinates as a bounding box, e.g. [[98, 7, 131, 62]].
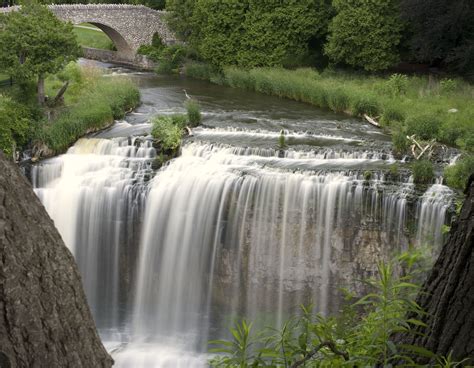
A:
[[0, 96, 31, 157], [184, 61, 215, 80], [439, 78, 458, 94], [405, 114, 441, 140], [444, 155, 474, 190], [385, 74, 409, 96], [412, 160, 435, 184], [151, 115, 183, 151], [392, 131, 409, 156], [351, 94, 380, 116], [185, 99, 202, 127], [325, 0, 403, 71], [327, 88, 350, 112]]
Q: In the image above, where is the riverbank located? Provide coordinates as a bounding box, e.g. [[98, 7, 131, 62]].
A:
[[183, 62, 474, 189], [0, 62, 140, 159], [39, 63, 140, 154], [185, 63, 473, 150]]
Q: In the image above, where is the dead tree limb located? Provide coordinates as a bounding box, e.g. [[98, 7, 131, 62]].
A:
[[52, 81, 69, 105], [363, 114, 381, 128]]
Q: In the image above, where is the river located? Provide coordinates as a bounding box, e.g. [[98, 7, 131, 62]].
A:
[[31, 63, 455, 367]]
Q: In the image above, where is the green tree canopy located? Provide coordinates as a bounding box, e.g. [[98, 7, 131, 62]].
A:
[[400, 0, 474, 75], [0, 4, 81, 105], [167, 0, 332, 69], [325, 0, 403, 71]]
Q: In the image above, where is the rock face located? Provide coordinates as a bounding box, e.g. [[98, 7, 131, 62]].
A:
[[0, 152, 112, 368], [398, 176, 474, 364]]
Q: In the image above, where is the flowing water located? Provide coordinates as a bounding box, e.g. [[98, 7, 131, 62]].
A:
[[31, 64, 456, 367]]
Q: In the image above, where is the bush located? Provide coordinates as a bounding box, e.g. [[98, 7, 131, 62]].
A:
[[405, 114, 441, 140], [351, 93, 380, 116], [385, 74, 409, 96], [184, 61, 216, 81], [439, 78, 459, 94], [155, 44, 187, 74], [444, 155, 474, 190], [412, 160, 435, 184], [151, 115, 183, 151], [0, 96, 31, 157], [392, 131, 409, 156], [185, 99, 202, 127], [325, 0, 403, 71]]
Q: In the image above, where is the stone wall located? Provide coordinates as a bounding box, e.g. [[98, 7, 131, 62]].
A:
[[82, 47, 156, 70]]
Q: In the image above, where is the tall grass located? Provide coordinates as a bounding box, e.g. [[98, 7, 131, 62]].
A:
[[41, 64, 139, 152], [184, 63, 474, 153]]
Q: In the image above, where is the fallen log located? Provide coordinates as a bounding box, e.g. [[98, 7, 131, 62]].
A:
[[363, 114, 381, 128]]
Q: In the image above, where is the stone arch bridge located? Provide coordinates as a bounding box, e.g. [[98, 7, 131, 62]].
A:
[[1, 4, 176, 65]]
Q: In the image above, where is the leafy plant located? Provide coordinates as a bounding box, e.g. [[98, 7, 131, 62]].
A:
[[210, 254, 428, 367], [151, 115, 183, 151], [385, 74, 409, 96], [439, 79, 459, 94], [444, 155, 474, 190], [185, 99, 202, 127], [412, 160, 435, 184]]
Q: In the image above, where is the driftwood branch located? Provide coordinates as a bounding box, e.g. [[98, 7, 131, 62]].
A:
[[53, 81, 69, 105], [185, 126, 193, 136], [406, 135, 436, 160], [290, 341, 349, 368], [363, 114, 381, 128]]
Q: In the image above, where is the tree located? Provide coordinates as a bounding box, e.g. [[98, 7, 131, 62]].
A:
[[396, 176, 474, 364], [325, 0, 403, 71], [237, 0, 332, 68], [400, 0, 474, 75], [0, 4, 81, 105], [0, 151, 113, 367], [170, 0, 332, 69]]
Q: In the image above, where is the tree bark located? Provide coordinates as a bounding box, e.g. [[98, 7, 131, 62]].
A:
[[37, 74, 45, 106], [0, 152, 113, 368], [396, 175, 474, 364]]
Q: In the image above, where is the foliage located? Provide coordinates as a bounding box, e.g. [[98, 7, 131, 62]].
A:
[[400, 0, 474, 75], [137, 33, 165, 61], [168, 0, 332, 69], [185, 99, 201, 127], [385, 74, 409, 96], [392, 131, 410, 156], [411, 160, 434, 184], [405, 115, 440, 141], [0, 4, 81, 103], [439, 79, 459, 94], [444, 156, 474, 190], [0, 96, 31, 157], [154, 44, 187, 74], [210, 254, 427, 367], [41, 65, 139, 152], [151, 115, 183, 151], [325, 0, 403, 71]]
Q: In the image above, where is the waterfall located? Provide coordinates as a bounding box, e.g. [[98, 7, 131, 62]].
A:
[[416, 184, 454, 249], [32, 137, 153, 331]]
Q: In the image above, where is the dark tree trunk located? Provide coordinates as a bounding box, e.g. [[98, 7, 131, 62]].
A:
[[37, 74, 45, 106], [397, 176, 474, 364], [0, 152, 113, 368]]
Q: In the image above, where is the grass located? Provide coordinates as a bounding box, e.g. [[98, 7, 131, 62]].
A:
[[73, 23, 115, 50], [40, 63, 139, 152], [184, 62, 474, 153]]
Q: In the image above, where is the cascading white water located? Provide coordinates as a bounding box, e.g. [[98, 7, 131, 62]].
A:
[[32, 137, 154, 331], [416, 184, 454, 249], [30, 70, 457, 367]]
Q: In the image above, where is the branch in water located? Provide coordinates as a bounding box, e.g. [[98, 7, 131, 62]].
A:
[[290, 341, 349, 368]]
